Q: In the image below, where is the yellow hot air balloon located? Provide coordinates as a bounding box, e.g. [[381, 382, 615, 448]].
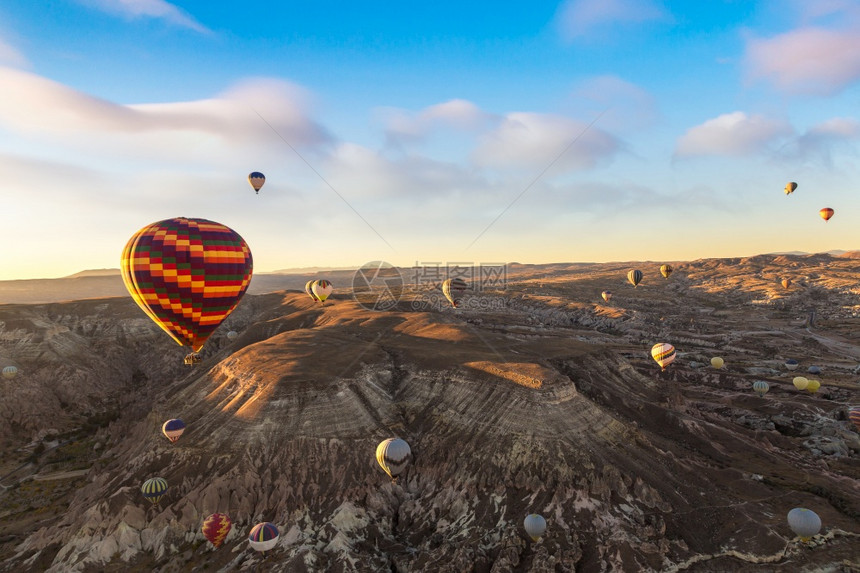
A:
[[312, 280, 333, 303], [660, 264, 673, 279], [781, 278, 792, 289], [601, 290, 612, 303], [784, 182, 797, 195], [651, 343, 676, 371], [710, 357, 724, 369], [792, 376, 809, 390], [806, 379, 820, 393], [819, 207, 834, 222]]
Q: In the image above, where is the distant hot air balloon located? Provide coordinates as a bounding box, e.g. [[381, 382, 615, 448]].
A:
[[305, 280, 319, 302], [226, 330, 238, 341], [121, 218, 253, 364], [248, 172, 265, 194], [627, 269, 643, 287], [660, 264, 673, 279], [2, 366, 17, 379], [819, 208, 834, 222], [202, 513, 232, 548], [711, 357, 724, 369], [848, 406, 860, 432], [162, 419, 186, 443], [806, 379, 821, 393], [784, 182, 797, 195], [651, 343, 676, 371], [376, 438, 411, 481], [141, 477, 168, 505], [787, 508, 821, 542], [312, 280, 333, 303], [792, 376, 809, 390], [442, 278, 468, 308], [781, 279, 792, 289], [248, 522, 279, 552], [752, 380, 769, 397], [807, 365, 821, 375], [785, 359, 798, 371], [523, 514, 547, 542], [601, 290, 612, 303]]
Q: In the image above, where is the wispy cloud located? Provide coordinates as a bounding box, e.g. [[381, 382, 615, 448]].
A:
[[379, 99, 497, 146], [77, 0, 209, 33], [744, 2, 860, 95], [570, 75, 659, 131], [776, 117, 860, 166], [556, 0, 670, 41], [675, 112, 793, 158]]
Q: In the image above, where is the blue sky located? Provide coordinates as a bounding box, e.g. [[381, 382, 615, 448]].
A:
[[0, 0, 858, 280]]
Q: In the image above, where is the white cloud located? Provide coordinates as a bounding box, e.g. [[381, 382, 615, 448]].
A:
[[777, 117, 860, 166], [675, 112, 793, 157], [380, 99, 496, 145], [77, 0, 209, 32], [472, 112, 622, 172], [556, 0, 669, 41], [570, 75, 659, 131]]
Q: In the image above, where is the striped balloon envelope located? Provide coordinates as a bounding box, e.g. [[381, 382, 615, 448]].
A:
[[849, 406, 860, 432], [121, 218, 253, 355], [651, 343, 676, 371], [376, 438, 412, 480], [2, 366, 17, 379], [247, 172, 265, 194], [787, 508, 821, 542], [161, 419, 186, 443], [248, 522, 279, 552], [627, 269, 643, 287], [202, 513, 232, 548], [312, 279, 333, 303], [141, 477, 168, 505], [305, 280, 319, 301], [752, 380, 769, 397], [660, 264, 673, 279]]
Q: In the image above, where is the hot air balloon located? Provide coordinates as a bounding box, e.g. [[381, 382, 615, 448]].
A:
[[752, 380, 769, 397], [627, 269, 643, 287], [121, 218, 253, 364], [162, 419, 186, 443], [226, 330, 238, 341], [202, 513, 232, 548], [305, 280, 319, 302], [248, 522, 279, 552], [784, 182, 797, 195], [660, 264, 673, 279], [807, 365, 820, 375], [248, 172, 265, 194], [781, 279, 792, 289], [523, 514, 546, 542], [711, 357, 724, 369], [792, 376, 809, 390], [787, 508, 821, 542], [442, 277, 468, 308], [785, 359, 798, 371], [848, 406, 860, 432], [806, 379, 820, 393], [819, 208, 834, 222], [312, 279, 333, 303], [651, 343, 676, 371], [601, 290, 612, 303], [376, 438, 411, 481], [2, 366, 17, 379], [141, 477, 168, 505]]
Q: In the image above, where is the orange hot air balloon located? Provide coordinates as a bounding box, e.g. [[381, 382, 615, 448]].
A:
[[819, 208, 834, 222], [121, 218, 253, 362], [202, 513, 232, 548], [781, 278, 792, 289]]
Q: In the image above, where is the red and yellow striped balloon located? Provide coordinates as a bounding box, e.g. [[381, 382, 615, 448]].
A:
[[849, 406, 860, 433], [202, 513, 232, 548], [651, 343, 676, 371], [121, 218, 253, 352]]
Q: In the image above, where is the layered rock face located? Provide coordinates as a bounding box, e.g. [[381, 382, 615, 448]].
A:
[[1, 257, 859, 572]]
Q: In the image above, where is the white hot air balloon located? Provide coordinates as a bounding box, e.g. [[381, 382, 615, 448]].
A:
[[2, 366, 18, 379], [523, 514, 547, 542], [787, 508, 821, 542], [226, 330, 238, 341], [376, 438, 411, 481], [752, 380, 769, 397], [248, 522, 279, 552]]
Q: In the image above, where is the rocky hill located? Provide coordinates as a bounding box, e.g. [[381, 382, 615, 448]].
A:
[[0, 254, 858, 572]]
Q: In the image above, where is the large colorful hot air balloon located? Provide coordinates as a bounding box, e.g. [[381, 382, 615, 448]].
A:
[[248, 522, 279, 552], [442, 278, 468, 308], [787, 508, 821, 542], [523, 514, 546, 542], [2, 366, 17, 379], [660, 264, 673, 279], [806, 379, 821, 393], [312, 280, 333, 303], [141, 477, 168, 505], [121, 218, 253, 364], [601, 290, 612, 303], [752, 380, 769, 397], [202, 513, 232, 548], [376, 438, 411, 481], [819, 207, 834, 222], [248, 172, 265, 194], [162, 419, 186, 443], [651, 343, 676, 371], [710, 357, 724, 369], [627, 269, 643, 287], [785, 359, 798, 371], [784, 182, 797, 195], [781, 279, 792, 289], [849, 406, 860, 432], [792, 376, 809, 390], [305, 280, 319, 302]]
